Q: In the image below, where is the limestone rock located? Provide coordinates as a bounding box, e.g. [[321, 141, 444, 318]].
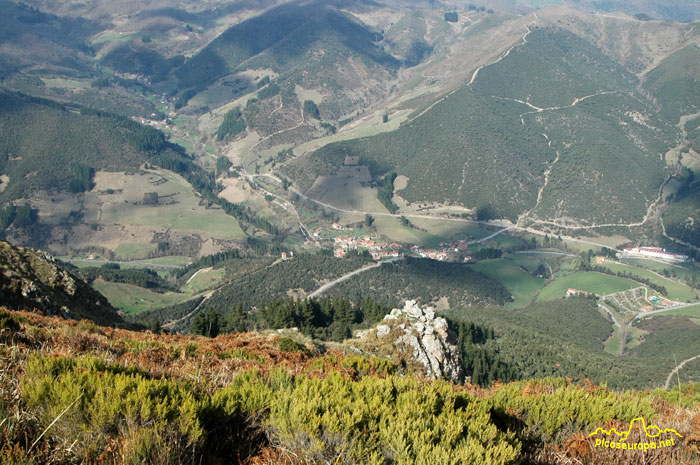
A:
[[356, 300, 464, 383]]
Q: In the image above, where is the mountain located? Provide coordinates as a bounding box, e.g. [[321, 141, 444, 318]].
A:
[[0, 0, 97, 77], [172, 0, 402, 123], [285, 26, 681, 225], [0, 240, 128, 326], [175, 1, 398, 88], [0, 90, 162, 203]]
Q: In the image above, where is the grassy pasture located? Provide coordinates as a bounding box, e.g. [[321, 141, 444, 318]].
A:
[[536, 272, 639, 302], [92, 279, 190, 314], [95, 168, 246, 239], [182, 267, 226, 293], [469, 258, 544, 308], [599, 261, 697, 302], [113, 243, 158, 260]]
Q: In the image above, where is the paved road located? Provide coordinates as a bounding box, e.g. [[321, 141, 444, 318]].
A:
[[632, 302, 700, 322], [597, 303, 621, 328], [306, 257, 402, 299], [247, 173, 622, 251]]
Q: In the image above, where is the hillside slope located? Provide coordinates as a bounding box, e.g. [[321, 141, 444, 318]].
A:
[[0, 241, 127, 326], [285, 27, 679, 225], [174, 0, 400, 120], [0, 91, 161, 202]]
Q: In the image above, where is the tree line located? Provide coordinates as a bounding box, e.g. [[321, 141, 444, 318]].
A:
[[192, 296, 393, 342]]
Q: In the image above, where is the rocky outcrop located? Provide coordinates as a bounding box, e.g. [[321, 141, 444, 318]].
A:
[[355, 300, 464, 383], [0, 240, 129, 327]]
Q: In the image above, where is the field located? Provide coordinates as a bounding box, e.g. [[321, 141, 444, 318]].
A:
[[536, 272, 638, 302], [469, 258, 545, 308], [92, 279, 192, 314], [40, 78, 90, 90], [599, 260, 697, 301], [94, 168, 246, 239], [657, 303, 700, 319], [113, 243, 158, 260], [182, 267, 226, 293]]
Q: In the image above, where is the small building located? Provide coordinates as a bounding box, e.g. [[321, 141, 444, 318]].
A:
[[332, 223, 343, 230], [566, 288, 589, 297], [334, 248, 346, 259], [619, 246, 690, 263], [595, 256, 605, 264]]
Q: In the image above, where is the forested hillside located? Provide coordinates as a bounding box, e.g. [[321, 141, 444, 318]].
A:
[[445, 298, 700, 389], [286, 28, 677, 225], [0, 91, 159, 202], [327, 256, 512, 307], [663, 180, 700, 247], [174, 0, 398, 119]]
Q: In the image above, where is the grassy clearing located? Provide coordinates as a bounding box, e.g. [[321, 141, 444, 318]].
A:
[[509, 254, 546, 273], [91, 31, 139, 45], [600, 261, 697, 301], [92, 280, 190, 314], [96, 168, 246, 239], [292, 107, 413, 157], [374, 215, 435, 244], [536, 272, 639, 302], [294, 85, 324, 104], [604, 329, 620, 355], [625, 326, 649, 351], [40, 78, 89, 89], [469, 258, 544, 308], [620, 257, 700, 282], [126, 256, 192, 267], [182, 268, 226, 293], [113, 243, 158, 260], [406, 219, 494, 246], [656, 303, 700, 318]]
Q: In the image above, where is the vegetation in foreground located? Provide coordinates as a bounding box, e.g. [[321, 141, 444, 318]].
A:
[[1, 309, 700, 465]]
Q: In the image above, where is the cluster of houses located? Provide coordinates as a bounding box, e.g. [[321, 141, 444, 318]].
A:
[[131, 115, 173, 129], [439, 239, 472, 252], [323, 223, 478, 262], [333, 235, 401, 260], [409, 245, 448, 262]]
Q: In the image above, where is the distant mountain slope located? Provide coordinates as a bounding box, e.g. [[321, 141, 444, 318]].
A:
[[0, 240, 128, 326], [176, 1, 397, 89], [286, 28, 678, 225], [0, 91, 161, 202], [174, 0, 399, 120], [663, 180, 700, 248], [644, 44, 700, 123], [0, 0, 97, 76]]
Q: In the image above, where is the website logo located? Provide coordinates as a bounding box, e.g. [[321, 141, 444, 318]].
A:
[[589, 417, 682, 451]]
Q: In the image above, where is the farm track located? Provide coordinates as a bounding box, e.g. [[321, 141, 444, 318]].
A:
[[306, 257, 402, 299], [665, 354, 700, 390]]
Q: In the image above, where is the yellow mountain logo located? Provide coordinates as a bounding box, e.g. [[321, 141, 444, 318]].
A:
[[589, 418, 683, 441], [589, 418, 682, 451]]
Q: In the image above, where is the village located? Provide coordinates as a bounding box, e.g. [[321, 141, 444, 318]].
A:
[[308, 222, 475, 263]]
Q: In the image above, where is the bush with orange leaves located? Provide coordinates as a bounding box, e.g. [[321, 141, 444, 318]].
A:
[[1, 309, 699, 465]]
